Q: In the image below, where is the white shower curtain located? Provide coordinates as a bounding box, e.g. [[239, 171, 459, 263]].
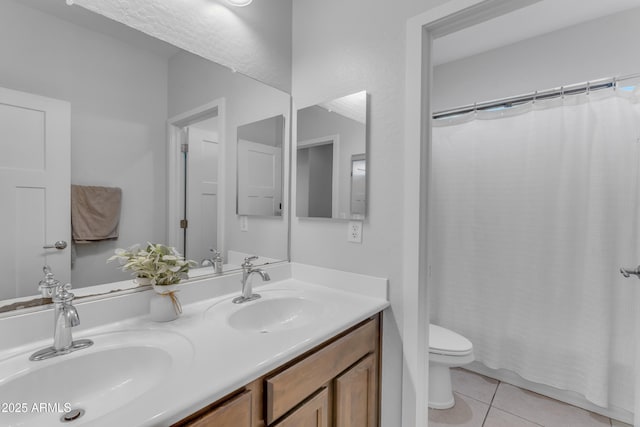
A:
[[430, 89, 640, 412]]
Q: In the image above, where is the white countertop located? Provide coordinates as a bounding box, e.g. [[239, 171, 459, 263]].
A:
[[0, 263, 388, 427]]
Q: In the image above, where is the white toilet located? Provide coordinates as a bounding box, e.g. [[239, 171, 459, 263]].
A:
[[429, 324, 474, 409]]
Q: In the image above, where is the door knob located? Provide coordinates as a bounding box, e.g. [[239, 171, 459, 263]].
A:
[[43, 240, 68, 250], [620, 266, 640, 278]]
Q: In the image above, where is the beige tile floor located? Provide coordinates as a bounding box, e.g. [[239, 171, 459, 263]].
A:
[[428, 368, 632, 427]]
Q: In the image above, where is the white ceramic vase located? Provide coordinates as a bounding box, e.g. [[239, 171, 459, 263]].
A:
[[149, 284, 181, 322]]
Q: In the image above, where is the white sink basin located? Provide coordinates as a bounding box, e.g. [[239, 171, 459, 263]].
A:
[[206, 290, 325, 333], [226, 295, 324, 333], [0, 330, 193, 426]]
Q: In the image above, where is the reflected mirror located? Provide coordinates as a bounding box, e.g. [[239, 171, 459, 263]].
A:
[[0, 0, 290, 313], [237, 115, 285, 216], [296, 91, 367, 219]]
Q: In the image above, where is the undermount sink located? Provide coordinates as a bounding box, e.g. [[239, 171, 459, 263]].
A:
[[0, 330, 193, 426]]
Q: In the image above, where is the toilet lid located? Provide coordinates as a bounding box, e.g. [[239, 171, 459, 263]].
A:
[[429, 324, 473, 356]]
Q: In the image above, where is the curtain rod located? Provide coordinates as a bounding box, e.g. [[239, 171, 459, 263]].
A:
[[432, 73, 640, 120]]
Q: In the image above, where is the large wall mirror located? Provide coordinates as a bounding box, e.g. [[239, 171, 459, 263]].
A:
[[296, 91, 367, 219], [0, 0, 290, 314]]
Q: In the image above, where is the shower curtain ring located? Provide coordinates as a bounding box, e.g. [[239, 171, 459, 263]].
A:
[[533, 90, 537, 104], [586, 81, 591, 95], [560, 86, 565, 99], [613, 77, 618, 91]]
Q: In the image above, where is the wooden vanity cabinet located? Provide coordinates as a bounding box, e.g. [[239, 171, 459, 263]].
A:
[[334, 353, 378, 427], [272, 388, 330, 427], [176, 389, 253, 427], [173, 314, 381, 427]]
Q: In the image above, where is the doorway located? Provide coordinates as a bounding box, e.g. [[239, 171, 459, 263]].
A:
[[296, 135, 339, 218], [167, 99, 226, 262], [405, 1, 640, 426]]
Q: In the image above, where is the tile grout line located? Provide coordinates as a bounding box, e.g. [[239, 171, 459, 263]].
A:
[[480, 379, 501, 426], [492, 382, 615, 427], [455, 370, 620, 427], [484, 382, 568, 427]]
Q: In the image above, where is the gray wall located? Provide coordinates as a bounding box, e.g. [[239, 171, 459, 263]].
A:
[[432, 7, 640, 112], [291, 0, 450, 425], [238, 115, 284, 147]]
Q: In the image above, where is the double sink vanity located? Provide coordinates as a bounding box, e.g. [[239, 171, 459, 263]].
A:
[[0, 263, 388, 426]]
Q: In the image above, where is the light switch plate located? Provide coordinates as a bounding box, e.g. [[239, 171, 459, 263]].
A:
[[240, 215, 249, 232], [348, 220, 363, 243]]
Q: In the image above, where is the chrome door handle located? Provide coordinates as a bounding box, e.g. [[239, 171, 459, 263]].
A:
[[43, 240, 67, 250], [620, 265, 640, 278]]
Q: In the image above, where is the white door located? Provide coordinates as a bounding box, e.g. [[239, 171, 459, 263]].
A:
[[186, 126, 219, 261], [0, 87, 70, 299], [237, 139, 282, 216]]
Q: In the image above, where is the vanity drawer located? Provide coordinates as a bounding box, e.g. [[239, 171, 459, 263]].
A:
[[177, 390, 252, 427], [265, 317, 378, 424]]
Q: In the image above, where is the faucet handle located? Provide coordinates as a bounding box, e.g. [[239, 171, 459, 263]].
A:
[[38, 265, 60, 298], [242, 255, 259, 268], [53, 283, 74, 304]]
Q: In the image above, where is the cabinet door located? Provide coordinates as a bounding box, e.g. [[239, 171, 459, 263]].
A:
[[273, 388, 329, 427], [186, 390, 252, 427], [335, 354, 378, 427], [266, 318, 377, 424]]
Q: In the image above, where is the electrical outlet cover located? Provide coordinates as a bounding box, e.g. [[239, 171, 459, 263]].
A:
[[348, 220, 363, 243]]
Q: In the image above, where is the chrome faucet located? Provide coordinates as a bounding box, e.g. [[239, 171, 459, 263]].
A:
[[232, 256, 270, 304], [30, 283, 93, 361], [38, 265, 60, 298], [202, 248, 223, 274]]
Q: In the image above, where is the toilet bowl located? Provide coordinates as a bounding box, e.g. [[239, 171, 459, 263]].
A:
[[429, 324, 474, 409]]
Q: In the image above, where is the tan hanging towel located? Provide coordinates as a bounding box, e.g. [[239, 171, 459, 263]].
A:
[[71, 185, 122, 243]]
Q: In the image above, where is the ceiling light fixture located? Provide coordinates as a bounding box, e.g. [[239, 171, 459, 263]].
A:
[[225, 0, 253, 7]]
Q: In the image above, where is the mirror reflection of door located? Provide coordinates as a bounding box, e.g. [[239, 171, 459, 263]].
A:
[[296, 136, 339, 218], [350, 153, 366, 218], [180, 116, 220, 262], [236, 114, 285, 217], [0, 87, 70, 299], [237, 140, 282, 216]]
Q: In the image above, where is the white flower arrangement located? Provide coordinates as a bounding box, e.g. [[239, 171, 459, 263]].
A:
[[108, 243, 196, 286]]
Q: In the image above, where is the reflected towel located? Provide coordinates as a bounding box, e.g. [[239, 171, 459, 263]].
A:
[[71, 185, 122, 243]]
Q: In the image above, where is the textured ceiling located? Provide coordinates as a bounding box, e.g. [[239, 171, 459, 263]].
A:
[[73, 0, 292, 93], [318, 91, 367, 124]]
